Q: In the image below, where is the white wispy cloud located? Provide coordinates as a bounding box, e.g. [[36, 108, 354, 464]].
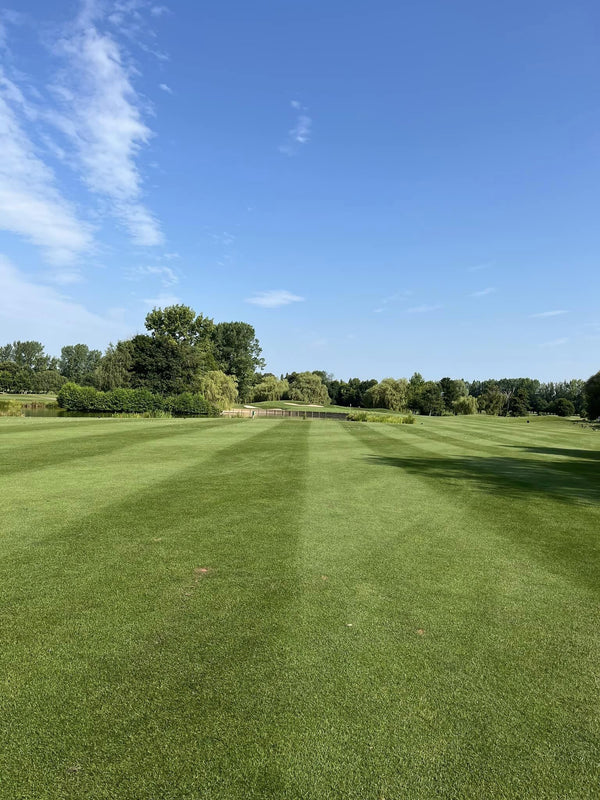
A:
[[0, 69, 93, 266], [158, 82, 172, 94], [131, 264, 178, 285], [0, 255, 130, 351], [407, 304, 443, 313], [530, 310, 569, 318], [245, 290, 305, 308], [143, 292, 180, 307], [49, 10, 163, 246], [150, 5, 170, 16], [470, 287, 496, 297], [540, 337, 568, 347], [279, 100, 312, 156]]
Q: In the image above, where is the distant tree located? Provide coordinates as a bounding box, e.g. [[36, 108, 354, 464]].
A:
[[440, 377, 467, 411], [584, 371, 600, 419], [287, 372, 330, 404], [199, 370, 238, 410], [252, 375, 289, 402], [408, 372, 425, 409], [145, 305, 215, 346], [478, 385, 504, 416], [0, 361, 19, 391], [552, 398, 575, 417], [5, 340, 53, 371], [60, 344, 102, 384], [418, 381, 444, 416], [453, 396, 478, 415], [128, 335, 204, 395], [95, 342, 133, 391], [508, 388, 529, 417], [364, 378, 408, 411], [213, 322, 265, 401]]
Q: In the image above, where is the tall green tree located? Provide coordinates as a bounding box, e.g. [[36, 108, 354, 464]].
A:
[[145, 305, 215, 346], [440, 377, 467, 411], [252, 375, 289, 401], [128, 335, 204, 395], [95, 342, 133, 391], [584, 371, 600, 419], [60, 344, 102, 384], [364, 378, 408, 411], [286, 372, 330, 404], [213, 322, 265, 401], [198, 370, 238, 410]]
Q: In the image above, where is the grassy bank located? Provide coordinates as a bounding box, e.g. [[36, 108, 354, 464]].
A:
[[0, 415, 598, 798]]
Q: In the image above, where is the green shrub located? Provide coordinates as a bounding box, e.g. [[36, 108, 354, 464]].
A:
[[0, 400, 24, 417], [58, 382, 218, 416], [346, 411, 415, 425]]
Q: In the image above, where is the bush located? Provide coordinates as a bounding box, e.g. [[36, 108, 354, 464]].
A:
[[347, 411, 415, 424], [58, 382, 219, 416], [0, 400, 24, 417], [552, 398, 575, 417]]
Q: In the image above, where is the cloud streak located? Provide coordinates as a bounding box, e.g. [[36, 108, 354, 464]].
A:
[[245, 290, 304, 308], [279, 100, 312, 155], [49, 9, 163, 246], [530, 310, 569, 318], [470, 287, 496, 297], [0, 69, 93, 266]]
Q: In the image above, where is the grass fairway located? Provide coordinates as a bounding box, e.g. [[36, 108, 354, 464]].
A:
[[1, 415, 599, 799]]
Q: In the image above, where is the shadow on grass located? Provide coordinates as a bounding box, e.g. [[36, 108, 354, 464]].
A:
[[366, 449, 600, 507]]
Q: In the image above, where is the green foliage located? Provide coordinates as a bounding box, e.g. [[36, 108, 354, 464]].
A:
[[552, 398, 575, 417], [59, 344, 102, 384], [57, 382, 219, 416], [584, 371, 600, 420], [286, 371, 330, 404], [0, 399, 24, 417], [95, 342, 133, 391], [252, 375, 289, 402], [440, 377, 468, 411], [198, 370, 238, 410], [213, 321, 265, 401], [363, 378, 408, 411], [347, 410, 415, 424], [453, 395, 479, 415], [128, 334, 204, 396], [145, 304, 215, 346]]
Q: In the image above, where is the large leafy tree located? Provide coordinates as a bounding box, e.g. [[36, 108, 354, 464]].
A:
[[128, 334, 204, 396], [60, 344, 102, 384], [440, 377, 467, 411], [252, 375, 289, 402], [364, 378, 408, 411], [95, 342, 133, 391], [213, 322, 265, 401], [286, 372, 330, 405], [198, 370, 238, 410], [145, 305, 215, 345], [584, 371, 600, 419], [2, 340, 54, 370]]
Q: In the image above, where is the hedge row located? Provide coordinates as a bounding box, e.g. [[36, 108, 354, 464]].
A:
[[57, 382, 219, 416], [346, 410, 415, 424]]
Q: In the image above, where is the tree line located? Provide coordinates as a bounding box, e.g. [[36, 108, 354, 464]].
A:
[[1, 303, 599, 419]]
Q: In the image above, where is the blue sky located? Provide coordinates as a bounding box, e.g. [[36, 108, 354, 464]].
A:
[[0, 0, 598, 382]]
